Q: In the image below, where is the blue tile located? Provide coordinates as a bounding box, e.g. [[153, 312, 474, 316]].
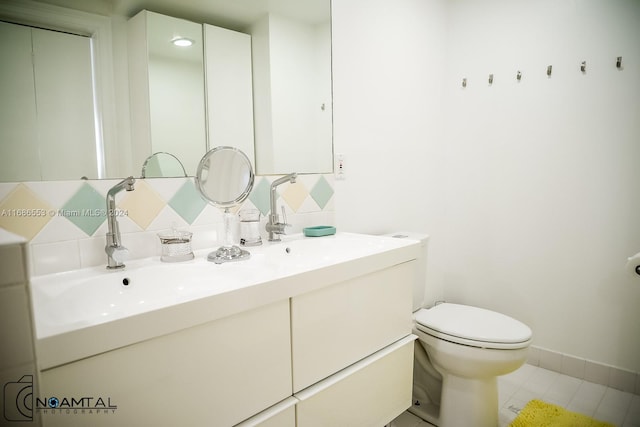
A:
[[169, 180, 207, 224], [60, 183, 107, 236], [310, 176, 334, 209]]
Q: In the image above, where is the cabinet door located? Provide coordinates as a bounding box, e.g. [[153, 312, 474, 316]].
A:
[[39, 300, 292, 427], [234, 397, 296, 427], [204, 24, 255, 161], [291, 261, 414, 392], [295, 336, 416, 427]]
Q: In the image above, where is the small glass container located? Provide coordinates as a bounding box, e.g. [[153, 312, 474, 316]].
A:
[[239, 209, 262, 246], [158, 230, 194, 262]]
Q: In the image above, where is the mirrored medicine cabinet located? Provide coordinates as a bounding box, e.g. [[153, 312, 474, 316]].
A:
[[0, 0, 333, 182]]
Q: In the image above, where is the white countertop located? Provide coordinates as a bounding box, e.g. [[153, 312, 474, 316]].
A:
[[31, 232, 420, 370]]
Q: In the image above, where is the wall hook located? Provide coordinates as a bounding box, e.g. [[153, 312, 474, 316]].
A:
[[516, 70, 522, 82], [547, 65, 552, 77], [581, 61, 587, 73], [462, 78, 467, 88], [616, 56, 623, 69], [488, 74, 494, 85]]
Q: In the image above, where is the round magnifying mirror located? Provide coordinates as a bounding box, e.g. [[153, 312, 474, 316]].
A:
[[195, 146, 255, 264], [141, 152, 187, 178]]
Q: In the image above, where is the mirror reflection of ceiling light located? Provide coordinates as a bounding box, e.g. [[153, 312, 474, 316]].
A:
[[171, 37, 194, 47]]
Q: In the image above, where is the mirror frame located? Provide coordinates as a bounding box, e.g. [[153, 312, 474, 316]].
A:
[[195, 146, 254, 209]]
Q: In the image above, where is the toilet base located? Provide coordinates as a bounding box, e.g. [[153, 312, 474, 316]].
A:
[[439, 373, 498, 427]]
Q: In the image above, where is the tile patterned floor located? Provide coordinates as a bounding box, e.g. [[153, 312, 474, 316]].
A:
[[390, 363, 640, 427]]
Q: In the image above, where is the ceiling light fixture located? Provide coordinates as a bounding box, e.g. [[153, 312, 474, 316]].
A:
[[171, 37, 194, 47]]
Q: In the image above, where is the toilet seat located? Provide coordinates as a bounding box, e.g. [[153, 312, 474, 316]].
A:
[[415, 303, 532, 350]]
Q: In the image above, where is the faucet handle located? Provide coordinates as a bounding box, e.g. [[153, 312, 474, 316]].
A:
[[281, 206, 292, 227], [111, 246, 130, 264]]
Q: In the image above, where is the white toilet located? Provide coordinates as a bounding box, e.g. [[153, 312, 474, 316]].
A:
[[387, 233, 532, 427]]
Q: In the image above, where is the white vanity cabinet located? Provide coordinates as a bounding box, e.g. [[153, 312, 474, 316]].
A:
[[234, 397, 297, 427], [39, 300, 292, 427], [34, 234, 420, 427], [291, 262, 414, 392], [295, 336, 416, 427]]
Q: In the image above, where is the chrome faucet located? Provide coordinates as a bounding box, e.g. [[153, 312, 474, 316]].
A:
[[266, 173, 297, 242], [105, 176, 135, 269]]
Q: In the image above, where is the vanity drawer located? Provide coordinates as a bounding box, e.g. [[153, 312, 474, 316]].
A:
[[290, 261, 414, 392], [294, 335, 416, 427], [39, 300, 292, 427], [234, 396, 296, 427]]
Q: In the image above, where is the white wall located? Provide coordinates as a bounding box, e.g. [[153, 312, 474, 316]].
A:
[[332, 0, 449, 312], [333, 0, 640, 372]]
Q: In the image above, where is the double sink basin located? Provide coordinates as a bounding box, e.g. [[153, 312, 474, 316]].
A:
[[30, 232, 420, 369]]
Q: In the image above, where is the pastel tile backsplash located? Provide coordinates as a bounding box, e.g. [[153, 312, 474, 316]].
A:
[[0, 174, 335, 276]]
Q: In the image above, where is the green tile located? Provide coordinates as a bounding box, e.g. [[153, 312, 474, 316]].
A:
[[310, 176, 334, 209], [169, 180, 207, 224], [61, 183, 107, 236], [248, 177, 271, 216]]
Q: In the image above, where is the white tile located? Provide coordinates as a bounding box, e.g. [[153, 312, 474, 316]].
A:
[[561, 354, 586, 379], [390, 411, 424, 427], [113, 212, 143, 233], [568, 381, 607, 416], [498, 406, 519, 427], [585, 360, 611, 386], [30, 240, 81, 276], [144, 177, 190, 201], [125, 230, 162, 261], [522, 366, 559, 395], [192, 204, 223, 227], [567, 399, 598, 418], [543, 375, 582, 407], [527, 346, 541, 366], [609, 367, 637, 393], [594, 403, 628, 426], [26, 180, 83, 208], [0, 182, 19, 201], [503, 363, 538, 385], [146, 205, 189, 232], [623, 395, 640, 426], [508, 388, 538, 411], [0, 285, 35, 370], [599, 388, 633, 413], [539, 348, 563, 372], [78, 235, 108, 269], [295, 195, 321, 214], [498, 380, 519, 407], [30, 215, 88, 244], [0, 228, 26, 244]]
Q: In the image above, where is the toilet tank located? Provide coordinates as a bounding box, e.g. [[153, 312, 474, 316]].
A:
[[383, 232, 429, 312]]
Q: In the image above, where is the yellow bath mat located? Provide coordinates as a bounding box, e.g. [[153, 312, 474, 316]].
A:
[[509, 399, 615, 427]]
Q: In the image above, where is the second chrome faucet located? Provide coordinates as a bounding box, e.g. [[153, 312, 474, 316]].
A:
[[266, 173, 297, 242], [105, 176, 135, 269]]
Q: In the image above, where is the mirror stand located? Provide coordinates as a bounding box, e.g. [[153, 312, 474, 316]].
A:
[[195, 146, 255, 264], [207, 208, 250, 264]]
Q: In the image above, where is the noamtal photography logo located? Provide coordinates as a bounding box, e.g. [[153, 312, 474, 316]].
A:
[[4, 375, 118, 422], [3, 375, 33, 422]]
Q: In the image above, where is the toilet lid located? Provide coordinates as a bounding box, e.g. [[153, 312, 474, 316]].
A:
[[415, 303, 532, 347]]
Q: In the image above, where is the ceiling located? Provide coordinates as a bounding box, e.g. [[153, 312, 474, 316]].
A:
[[33, 0, 329, 31]]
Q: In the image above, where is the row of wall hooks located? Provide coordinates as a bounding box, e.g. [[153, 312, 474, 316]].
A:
[[461, 56, 624, 88]]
